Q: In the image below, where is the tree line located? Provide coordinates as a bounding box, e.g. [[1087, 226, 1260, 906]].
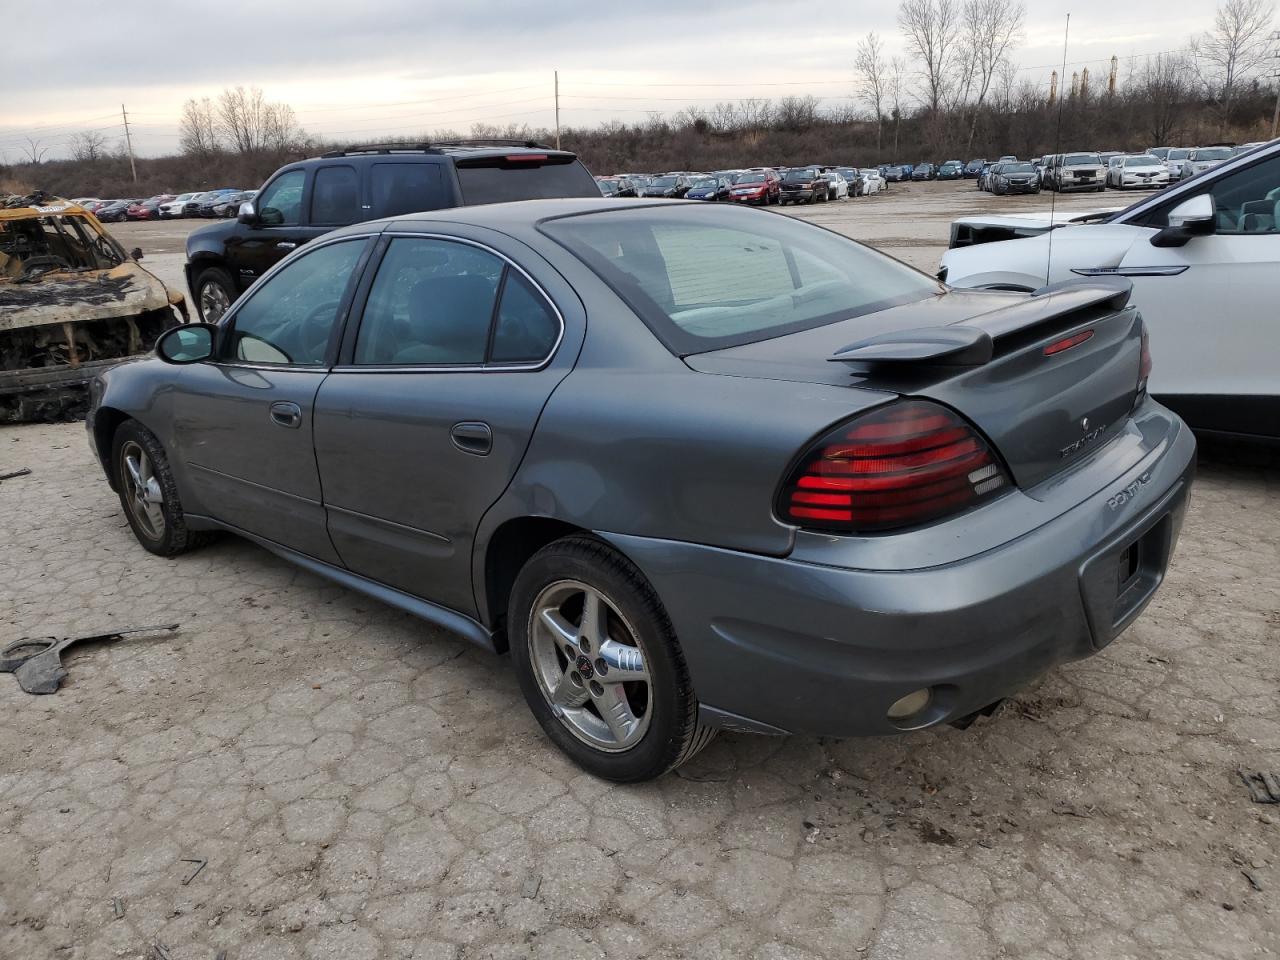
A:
[[2, 0, 1275, 198]]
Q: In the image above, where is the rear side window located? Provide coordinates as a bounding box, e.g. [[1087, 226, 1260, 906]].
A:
[[541, 206, 938, 355], [354, 237, 502, 365], [370, 163, 445, 218], [491, 272, 559, 363], [311, 165, 359, 226], [456, 156, 599, 204]]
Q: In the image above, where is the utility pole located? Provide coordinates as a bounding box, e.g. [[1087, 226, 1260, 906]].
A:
[[1270, 33, 1280, 140], [121, 103, 138, 184], [554, 71, 561, 150]]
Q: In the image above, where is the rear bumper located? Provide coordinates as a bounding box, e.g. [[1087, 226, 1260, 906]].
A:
[[602, 401, 1195, 738]]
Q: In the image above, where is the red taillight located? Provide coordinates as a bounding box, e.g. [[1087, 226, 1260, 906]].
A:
[[505, 153, 548, 163], [1138, 324, 1152, 391], [1043, 329, 1094, 356], [777, 400, 1011, 532]]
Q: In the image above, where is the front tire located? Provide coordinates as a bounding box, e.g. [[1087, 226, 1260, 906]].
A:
[[194, 267, 237, 323], [111, 421, 214, 557], [509, 536, 714, 782]]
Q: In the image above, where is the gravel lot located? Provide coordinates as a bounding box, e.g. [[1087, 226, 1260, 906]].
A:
[[2, 182, 1277, 960]]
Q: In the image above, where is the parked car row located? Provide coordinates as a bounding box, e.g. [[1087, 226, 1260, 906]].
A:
[[71, 189, 255, 222], [594, 165, 887, 206]]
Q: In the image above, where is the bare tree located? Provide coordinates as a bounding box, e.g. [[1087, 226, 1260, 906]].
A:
[[262, 102, 304, 153], [19, 137, 48, 164], [959, 0, 1025, 150], [179, 97, 221, 156], [1191, 0, 1275, 132], [774, 95, 821, 132], [217, 86, 269, 154], [69, 130, 109, 163], [889, 56, 907, 156], [855, 32, 890, 155], [1133, 52, 1195, 144], [898, 0, 962, 113]]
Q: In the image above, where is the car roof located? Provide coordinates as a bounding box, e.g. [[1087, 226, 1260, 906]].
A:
[[325, 197, 722, 239], [311, 141, 576, 164]]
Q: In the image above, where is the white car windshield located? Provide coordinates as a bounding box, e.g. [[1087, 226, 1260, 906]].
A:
[[1125, 156, 1162, 168]]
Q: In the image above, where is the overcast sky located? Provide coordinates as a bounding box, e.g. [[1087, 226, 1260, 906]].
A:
[[3, 0, 1216, 160]]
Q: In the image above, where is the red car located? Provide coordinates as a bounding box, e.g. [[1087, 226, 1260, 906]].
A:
[[125, 195, 174, 221], [728, 169, 781, 205]]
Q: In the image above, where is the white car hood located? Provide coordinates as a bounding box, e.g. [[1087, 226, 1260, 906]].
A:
[[940, 222, 1148, 289]]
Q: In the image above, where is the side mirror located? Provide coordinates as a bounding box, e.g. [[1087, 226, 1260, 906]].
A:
[[237, 200, 259, 225], [130, 247, 144, 261], [1151, 194, 1215, 248], [156, 323, 217, 365]]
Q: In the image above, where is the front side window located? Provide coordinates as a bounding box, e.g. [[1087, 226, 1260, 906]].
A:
[[541, 206, 940, 355], [1138, 153, 1280, 233], [223, 239, 366, 365], [256, 169, 305, 226], [310, 165, 359, 225]]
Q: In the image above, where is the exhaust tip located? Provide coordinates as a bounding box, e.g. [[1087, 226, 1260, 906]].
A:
[[887, 688, 933, 722]]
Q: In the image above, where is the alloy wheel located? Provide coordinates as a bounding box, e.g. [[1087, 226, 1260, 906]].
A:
[[528, 579, 653, 752], [119, 440, 165, 540], [199, 281, 231, 322]]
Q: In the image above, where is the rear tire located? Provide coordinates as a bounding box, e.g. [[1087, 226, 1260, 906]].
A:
[[509, 535, 714, 782], [111, 420, 216, 558]]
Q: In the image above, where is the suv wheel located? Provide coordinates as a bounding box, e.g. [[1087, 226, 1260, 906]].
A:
[[509, 536, 715, 782], [194, 267, 236, 322]]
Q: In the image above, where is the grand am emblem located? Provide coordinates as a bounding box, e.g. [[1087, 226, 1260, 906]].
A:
[[1108, 472, 1151, 510], [1059, 420, 1107, 458]]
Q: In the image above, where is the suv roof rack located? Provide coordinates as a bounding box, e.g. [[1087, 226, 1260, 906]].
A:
[[320, 138, 556, 159]]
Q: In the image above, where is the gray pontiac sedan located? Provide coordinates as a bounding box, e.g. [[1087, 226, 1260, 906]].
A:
[[87, 199, 1195, 781]]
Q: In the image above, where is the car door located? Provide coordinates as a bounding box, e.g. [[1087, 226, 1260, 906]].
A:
[[1113, 150, 1280, 433], [312, 229, 581, 618], [171, 236, 373, 561], [224, 168, 320, 293]]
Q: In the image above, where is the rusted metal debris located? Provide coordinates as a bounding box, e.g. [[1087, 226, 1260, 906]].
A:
[[0, 624, 178, 694], [1, 195, 189, 423], [1239, 769, 1280, 804]]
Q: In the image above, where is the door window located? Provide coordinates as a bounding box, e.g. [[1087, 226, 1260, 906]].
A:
[[310, 165, 359, 225], [370, 163, 445, 218], [354, 238, 503, 365], [256, 169, 305, 226], [223, 239, 366, 366], [1140, 154, 1280, 233], [491, 271, 560, 363]]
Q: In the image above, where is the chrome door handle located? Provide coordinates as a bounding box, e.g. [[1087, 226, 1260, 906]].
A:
[[450, 421, 492, 455], [269, 401, 302, 428], [276, 241, 297, 251]]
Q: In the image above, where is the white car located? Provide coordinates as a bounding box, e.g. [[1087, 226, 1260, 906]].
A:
[[1165, 148, 1192, 181], [858, 168, 886, 195], [1109, 155, 1170, 190], [939, 139, 1280, 441], [824, 172, 849, 200], [159, 193, 199, 218], [1185, 146, 1233, 178]]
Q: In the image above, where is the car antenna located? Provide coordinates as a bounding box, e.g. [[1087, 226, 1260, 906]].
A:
[[1045, 13, 1070, 286]]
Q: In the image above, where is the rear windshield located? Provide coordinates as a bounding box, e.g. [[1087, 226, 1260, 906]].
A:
[[456, 156, 599, 205], [1063, 153, 1100, 165], [539, 205, 940, 355]]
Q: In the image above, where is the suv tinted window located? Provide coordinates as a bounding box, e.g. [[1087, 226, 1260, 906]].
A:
[[370, 163, 445, 218], [455, 157, 598, 204], [224, 239, 366, 365], [257, 169, 305, 226], [311, 165, 359, 225], [354, 237, 503, 365], [1139, 153, 1280, 233]]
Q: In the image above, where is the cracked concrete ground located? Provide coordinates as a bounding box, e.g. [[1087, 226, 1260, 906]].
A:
[[3, 185, 1279, 959]]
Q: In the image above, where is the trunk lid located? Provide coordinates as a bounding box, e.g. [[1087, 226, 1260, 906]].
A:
[[684, 283, 1143, 490]]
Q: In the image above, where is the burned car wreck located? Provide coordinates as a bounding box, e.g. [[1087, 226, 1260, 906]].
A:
[[0, 193, 187, 422]]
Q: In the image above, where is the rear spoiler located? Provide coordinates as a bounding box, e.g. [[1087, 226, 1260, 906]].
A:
[[829, 278, 1132, 368]]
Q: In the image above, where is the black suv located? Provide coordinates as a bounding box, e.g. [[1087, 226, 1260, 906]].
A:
[[185, 140, 599, 321]]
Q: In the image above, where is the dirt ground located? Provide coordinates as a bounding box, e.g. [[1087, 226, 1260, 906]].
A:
[[2, 183, 1278, 960]]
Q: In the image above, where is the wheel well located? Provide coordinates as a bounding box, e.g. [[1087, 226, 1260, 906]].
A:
[[484, 516, 586, 651], [93, 407, 131, 488]]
